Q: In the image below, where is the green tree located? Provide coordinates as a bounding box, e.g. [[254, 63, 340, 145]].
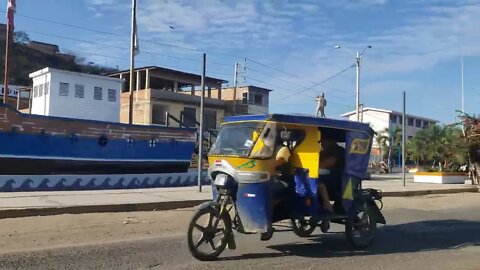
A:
[[13, 31, 30, 45], [408, 125, 467, 172], [374, 126, 402, 169]]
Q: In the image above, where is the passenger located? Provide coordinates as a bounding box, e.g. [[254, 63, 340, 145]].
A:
[[318, 138, 345, 213]]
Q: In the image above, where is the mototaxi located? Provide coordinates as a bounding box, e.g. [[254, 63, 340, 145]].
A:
[[187, 114, 386, 261]]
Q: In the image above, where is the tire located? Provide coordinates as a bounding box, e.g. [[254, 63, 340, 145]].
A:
[[291, 217, 317, 237], [187, 206, 231, 261], [345, 203, 377, 249]]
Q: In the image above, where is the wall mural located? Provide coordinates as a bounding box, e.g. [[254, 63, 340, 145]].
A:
[[0, 172, 210, 192]]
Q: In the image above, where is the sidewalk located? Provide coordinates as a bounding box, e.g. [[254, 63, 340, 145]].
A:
[[0, 178, 478, 219]]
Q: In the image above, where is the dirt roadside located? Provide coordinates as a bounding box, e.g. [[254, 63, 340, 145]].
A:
[[0, 193, 478, 254]]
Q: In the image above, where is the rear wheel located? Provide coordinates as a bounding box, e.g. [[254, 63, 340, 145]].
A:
[[187, 206, 231, 261], [345, 203, 376, 248], [291, 217, 317, 237]]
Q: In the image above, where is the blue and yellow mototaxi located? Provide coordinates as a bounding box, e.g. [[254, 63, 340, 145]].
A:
[[187, 114, 386, 261]]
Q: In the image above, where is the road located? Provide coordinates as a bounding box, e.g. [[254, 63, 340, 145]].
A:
[[0, 193, 478, 270]]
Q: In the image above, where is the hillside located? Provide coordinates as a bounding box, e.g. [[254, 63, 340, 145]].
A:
[[0, 37, 117, 86]]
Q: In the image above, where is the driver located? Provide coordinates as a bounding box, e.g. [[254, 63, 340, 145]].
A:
[[271, 132, 292, 199], [261, 132, 292, 241]]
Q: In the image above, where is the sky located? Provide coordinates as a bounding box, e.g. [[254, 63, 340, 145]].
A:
[[6, 0, 480, 124]]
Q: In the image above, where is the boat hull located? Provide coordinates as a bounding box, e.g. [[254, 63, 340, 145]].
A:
[[0, 104, 197, 175], [0, 157, 191, 175]]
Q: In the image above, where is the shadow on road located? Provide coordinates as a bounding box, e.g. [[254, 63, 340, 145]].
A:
[[221, 219, 480, 261]]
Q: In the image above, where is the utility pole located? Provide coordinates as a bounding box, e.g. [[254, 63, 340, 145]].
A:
[[233, 62, 239, 115], [3, 0, 15, 104], [197, 53, 206, 192], [461, 55, 464, 113], [402, 91, 406, 187], [355, 51, 361, 121], [359, 103, 364, 122], [334, 45, 371, 122], [128, 0, 137, 124]]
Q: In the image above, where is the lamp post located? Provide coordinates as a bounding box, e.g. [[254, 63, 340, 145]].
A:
[[335, 45, 372, 122]]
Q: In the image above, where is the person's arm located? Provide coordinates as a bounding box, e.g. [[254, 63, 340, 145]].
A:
[[275, 146, 290, 167]]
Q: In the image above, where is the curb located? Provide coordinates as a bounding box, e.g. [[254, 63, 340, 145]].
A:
[[0, 187, 478, 219], [0, 199, 210, 220], [381, 187, 479, 197]]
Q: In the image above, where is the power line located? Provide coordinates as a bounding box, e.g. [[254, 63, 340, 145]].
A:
[[273, 63, 355, 102]]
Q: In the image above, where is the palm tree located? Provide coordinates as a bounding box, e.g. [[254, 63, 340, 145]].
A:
[[375, 126, 402, 170], [408, 125, 468, 172], [374, 128, 389, 161]]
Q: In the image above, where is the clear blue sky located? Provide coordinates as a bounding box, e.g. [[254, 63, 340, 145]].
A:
[[6, 0, 480, 124]]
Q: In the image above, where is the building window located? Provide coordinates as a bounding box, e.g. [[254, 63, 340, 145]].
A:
[[94, 87, 103, 100], [254, 94, 263, 106], [33, 85, 39, 97], [75, 84, 85, 98], [398, 115, 403, 124], [59, 82, 69, 96], [408, 117, 414, 126], [152, 104, 168, 125], [39, 84, 44, 97], [248, 93, 254, 104], [183, 107, 197, 127], [242, 92, 248, 104], [408, 136, 413, 140], [415, 119, 422, 128], [108, 89, 116, 102], [44, 82, 49, 95], [389, 115, 397, 123], [205, 110, 217, 130]]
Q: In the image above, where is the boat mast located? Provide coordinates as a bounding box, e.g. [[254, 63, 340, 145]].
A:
[[128, 0, 137, 124]]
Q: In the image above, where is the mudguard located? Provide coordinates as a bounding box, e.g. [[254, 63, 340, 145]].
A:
[[197, 201, 220, 210], [367, 200, 386, 225]]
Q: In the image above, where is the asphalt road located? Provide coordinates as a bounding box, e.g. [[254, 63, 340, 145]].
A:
[[0, 193, 479, 270]]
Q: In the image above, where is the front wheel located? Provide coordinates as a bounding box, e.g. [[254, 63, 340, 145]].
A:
[[345, 203, 377, 249], [187, 206, 231, 261], [291, 217, 317, 237]]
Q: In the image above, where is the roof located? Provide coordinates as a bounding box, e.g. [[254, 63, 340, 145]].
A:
[[191, 85, 274, 93], [29, 40, 60, 49], [29, 67, 123, 83], [341, 107, 439, 122], [224, 113, 374, 136], [106, 66, 228, 85], [239, 85, 273, 92]]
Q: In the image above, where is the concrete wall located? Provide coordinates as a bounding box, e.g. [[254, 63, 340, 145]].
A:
[[120, 89, 224, 129], [348, 110, 390, 134], [30, 68, 122, 122], [31, 73, 50, 116]]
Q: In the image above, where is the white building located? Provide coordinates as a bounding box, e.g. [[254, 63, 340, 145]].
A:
[[342, 107, 439, 147], [29, 68, 122, 122], [1, 84, 29, 98]]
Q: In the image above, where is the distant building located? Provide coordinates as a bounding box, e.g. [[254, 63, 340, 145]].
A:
[[29, 67, 122, 122], [342, 107, 439, 162], [108, 66, 227, 130], [0, 84, 29, 98], [188, 85, 272, 115], [29, 41, 60, 55]]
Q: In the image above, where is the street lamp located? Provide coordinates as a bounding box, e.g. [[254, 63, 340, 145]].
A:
[[335, 45, 372, 122]]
